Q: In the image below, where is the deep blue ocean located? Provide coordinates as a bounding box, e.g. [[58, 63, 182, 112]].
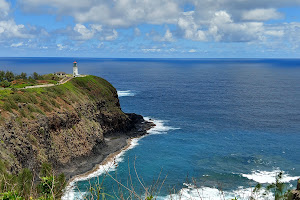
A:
[[1, 58, 300, 199]]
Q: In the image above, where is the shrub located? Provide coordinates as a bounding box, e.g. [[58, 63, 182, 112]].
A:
[[1, 80, 11, 88], [17, 168, 33, 199], [0, 191, 23, 200], [0, 161, 66, 200]]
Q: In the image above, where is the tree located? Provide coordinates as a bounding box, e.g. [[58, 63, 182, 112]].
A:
[[33, 72, 39, 80], [0, 70, 5, 82], [5, 71, 14, 82], [20, 72, 27, 80]]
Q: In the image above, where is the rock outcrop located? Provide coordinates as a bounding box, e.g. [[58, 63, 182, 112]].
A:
[[291, 179, 300, 200]]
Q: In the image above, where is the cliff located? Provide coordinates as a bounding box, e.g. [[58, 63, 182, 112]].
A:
[[0, 75, 152, 179], [291, 179, 300, 200]]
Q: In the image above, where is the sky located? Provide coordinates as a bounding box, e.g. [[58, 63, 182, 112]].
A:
[[0, 0, 300, 58]]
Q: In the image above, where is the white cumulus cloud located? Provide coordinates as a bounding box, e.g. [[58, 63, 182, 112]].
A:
[[73, 24, 97, 40], [178, 11, 206, 41], [0, 20, 32, 38]]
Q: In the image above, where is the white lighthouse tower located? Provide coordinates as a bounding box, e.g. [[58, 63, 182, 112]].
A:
[[73, 61, 79, 77]]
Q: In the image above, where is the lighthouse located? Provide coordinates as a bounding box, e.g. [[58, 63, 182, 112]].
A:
[[73, 61, 79, 77]]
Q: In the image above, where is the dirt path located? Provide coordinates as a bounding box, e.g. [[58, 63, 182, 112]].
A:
[[24, 77, 73, 89]]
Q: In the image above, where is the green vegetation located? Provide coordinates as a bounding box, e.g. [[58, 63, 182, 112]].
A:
[[0, 161, 66, 200], [0, 75, 121, 122], [252, 172, 294, 200], [0, 70, 61, 89]]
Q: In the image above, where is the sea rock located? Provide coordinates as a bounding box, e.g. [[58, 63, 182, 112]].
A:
[[290, 179, 300, 200]]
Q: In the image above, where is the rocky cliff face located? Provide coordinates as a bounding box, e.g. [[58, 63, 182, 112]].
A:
[[0, 76, 150, 177], [291, 179, 300, 200]]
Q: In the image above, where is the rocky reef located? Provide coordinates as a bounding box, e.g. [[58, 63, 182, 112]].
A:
[[0, 75, 153, 179]]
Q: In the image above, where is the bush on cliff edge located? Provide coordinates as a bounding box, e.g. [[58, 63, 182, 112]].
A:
[[0, 160, 66, 200]]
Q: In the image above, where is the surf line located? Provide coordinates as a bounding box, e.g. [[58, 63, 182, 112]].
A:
[[62, 117, 179, 199]]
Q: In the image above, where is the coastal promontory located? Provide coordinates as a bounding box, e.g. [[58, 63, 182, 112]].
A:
[[0, 75, 153, 179]]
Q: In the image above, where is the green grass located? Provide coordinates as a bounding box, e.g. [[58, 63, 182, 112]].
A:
[[0, 89, 12, 100], [10, 83, 33, 88]]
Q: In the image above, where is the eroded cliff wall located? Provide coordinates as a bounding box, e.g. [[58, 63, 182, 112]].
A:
[[0, 76, 139, 174]]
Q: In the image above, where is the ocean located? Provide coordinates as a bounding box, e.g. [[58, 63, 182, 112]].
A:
[[1, 58, 300, 199]]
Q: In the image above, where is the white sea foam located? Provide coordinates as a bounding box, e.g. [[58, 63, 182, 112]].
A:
[[144, 117, 180, 134], [161, 183, 274, 200], [159, 169, 300, 200], [62, 141, 138, 200], [117, 90, 135, 97], [242, 170, 300, 184], [62, 117, 179, 200]]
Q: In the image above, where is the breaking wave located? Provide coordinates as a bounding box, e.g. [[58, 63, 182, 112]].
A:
[[161, 183, 274, 200], [242, 169, 300, 184], [117, 90, 135, 97], [144, 117, 180, 134]]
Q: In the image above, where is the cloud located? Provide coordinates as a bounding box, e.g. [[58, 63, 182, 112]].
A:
[[134, 28, 141, 36], [0, 0, 9, 18], [0, 20, 33, 39], [73, 24, 102, 40], [57, 43, 67, 50], [265, 30, 284, 37], [0, 0, 48, 51], [142, 47, 161, 53], [150, 29, 175, 42], [9, 0, 300, 55], [10, 42, 24, 47], [177, 11, 206, 41], [242, 8, 283, 21], [20, 0, 181, 27], [97, 42, 104, 48], [103, 29, 118, 41], [73, 24, 93, 40], [163, 29, 174, 42], [0, 0, 33, 39], [188, 49, 196, 53], [208, 11, 264, 42], [70, 24, 118, 41]]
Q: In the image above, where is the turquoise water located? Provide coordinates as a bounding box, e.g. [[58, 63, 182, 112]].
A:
[[1, 58, 300, 199]]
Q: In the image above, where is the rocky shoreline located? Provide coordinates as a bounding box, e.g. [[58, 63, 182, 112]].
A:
[[57, 113, 155, 180]]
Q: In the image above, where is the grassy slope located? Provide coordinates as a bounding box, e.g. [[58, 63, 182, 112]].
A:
[[0, 75, 124, 123]]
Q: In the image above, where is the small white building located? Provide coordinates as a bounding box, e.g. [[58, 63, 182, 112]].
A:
[[54, 72, 66, 77], [73, 61, 79, 77]]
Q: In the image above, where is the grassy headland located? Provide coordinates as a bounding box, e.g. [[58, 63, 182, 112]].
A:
[[0, 74, 156, 200]]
